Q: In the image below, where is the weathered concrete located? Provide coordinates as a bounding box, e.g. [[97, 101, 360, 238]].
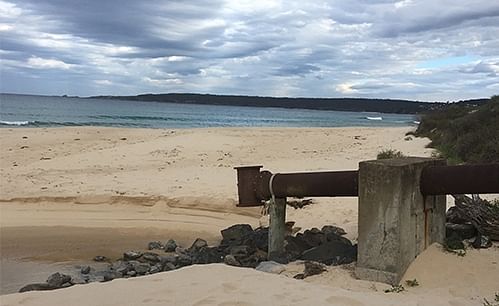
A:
[[268, 197, 287, 262], [355, 157, 446, 285]]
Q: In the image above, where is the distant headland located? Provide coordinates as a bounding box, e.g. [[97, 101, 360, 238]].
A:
[[90, 93, 489, 114]]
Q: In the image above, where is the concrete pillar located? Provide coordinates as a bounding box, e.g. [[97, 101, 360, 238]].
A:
[[268, 197, 287, 262], [355, 157, 446, 285]]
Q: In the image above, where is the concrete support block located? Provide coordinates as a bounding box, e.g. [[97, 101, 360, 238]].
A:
[[355, 157, 446, 285]]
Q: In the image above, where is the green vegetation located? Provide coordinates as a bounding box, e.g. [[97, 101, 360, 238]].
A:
[[377, 149, 405, 159], [384, 284, 405, 293], [415, 96, 499, 164], [405, 279, 419, 287]]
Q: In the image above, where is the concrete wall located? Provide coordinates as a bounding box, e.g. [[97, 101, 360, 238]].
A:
[[355, 157, 446, 285]]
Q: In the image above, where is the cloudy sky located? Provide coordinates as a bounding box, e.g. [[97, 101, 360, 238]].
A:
[[1, 0, 498, 101]]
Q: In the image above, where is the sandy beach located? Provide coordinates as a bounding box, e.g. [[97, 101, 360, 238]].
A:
[[1, 126, 497, 305]]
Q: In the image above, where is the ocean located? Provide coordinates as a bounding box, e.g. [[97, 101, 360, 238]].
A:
[[0, 93, 417, 128]]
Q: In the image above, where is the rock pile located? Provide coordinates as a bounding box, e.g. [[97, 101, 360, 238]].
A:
[[19, 224, 357, 292], [446, 205, 493, 250]]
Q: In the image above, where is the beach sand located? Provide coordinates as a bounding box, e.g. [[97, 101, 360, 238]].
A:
[[1, 126, 497, 305]]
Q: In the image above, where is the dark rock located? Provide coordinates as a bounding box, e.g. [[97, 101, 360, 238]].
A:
[[149, 264, 162, 274], [142, 252, 161, 263], [70, 276, 88, 285], [229, 245, 254, 258], [224, 254, 241, 267], [126, 270, 137, 277], [446, 206, 468, 224], [132, 262, 151, 275], [19, 283, 55, 293], [160, 255, 177, 266], [164, 239, 177, 252], [239, 249, 269, 268], [221, 224, 254, 243], [80, 266, 91, 274], [103, 271, 122, 282], [285, 235, 312, 261], [302, 261, 327, 278], [293, 273, 305, 279], [189, 238, 208, 252], [472, 234, 492, 249], [175, 254, 192, 267], [93, 255, 108, 262], [47, 272, 72, 288], [148, 241, 164, 250], [322, 225, 347, 237], [445, 232, 465, 250], [251, 227, 269, 252], [191, 247, 223, 264], [298, 229, 326, 248], [111, 261, 131, 275], [300, 241, 357, 265], [124, 251, 143, 261], [446, 223, 477, 240], [175, 247, 187, 254], [163, 262, 176, 271]]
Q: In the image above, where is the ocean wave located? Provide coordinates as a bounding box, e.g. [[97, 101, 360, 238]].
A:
[[0, 120, 32, 126], [366, 116, 383, 121]]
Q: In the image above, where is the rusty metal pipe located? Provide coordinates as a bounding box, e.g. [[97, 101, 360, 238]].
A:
[[269, 171, 359, 198], [420, 164, 499, 195]]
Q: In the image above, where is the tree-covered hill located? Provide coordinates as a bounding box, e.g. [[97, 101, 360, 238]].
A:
[[91, 93, 481, 114]]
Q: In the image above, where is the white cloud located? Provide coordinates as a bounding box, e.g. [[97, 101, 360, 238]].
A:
[[27, 56, 73, 70]]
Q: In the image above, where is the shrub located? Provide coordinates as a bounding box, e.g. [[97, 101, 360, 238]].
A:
[[415, 96, 499, 164], [377, 149, 405, 160]]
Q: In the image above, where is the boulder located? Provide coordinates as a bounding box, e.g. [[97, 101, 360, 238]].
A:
[[111, 260, 131, 275], [223, 255, 241, 267], [322, 225, 347, 237], [285, 235, 312, 261], [175, 254, 192, 267], [189, 238, 208, 252], [47, 272, 72, 288], [142, 252, 161, 263], [131, 262, 150, 275], [302, 261, 327, 278], [163, 262, 176, 271], [446, 223, 477, 240], [148, 241, 163, 250], [445, 232, 465, 250], [149, 264, 162, 274], [472, 234, 492, 249], [221, 224, 253, 244], [229, 245, 255, 258], [123, 251, 142, 261], [191, 247, 224, 264], [80, 266, 91, 274], [164, 239, 178, 252], [298, 229, 325, 248], [300, 241, 357, 265], [103, 271, 122, 282]]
